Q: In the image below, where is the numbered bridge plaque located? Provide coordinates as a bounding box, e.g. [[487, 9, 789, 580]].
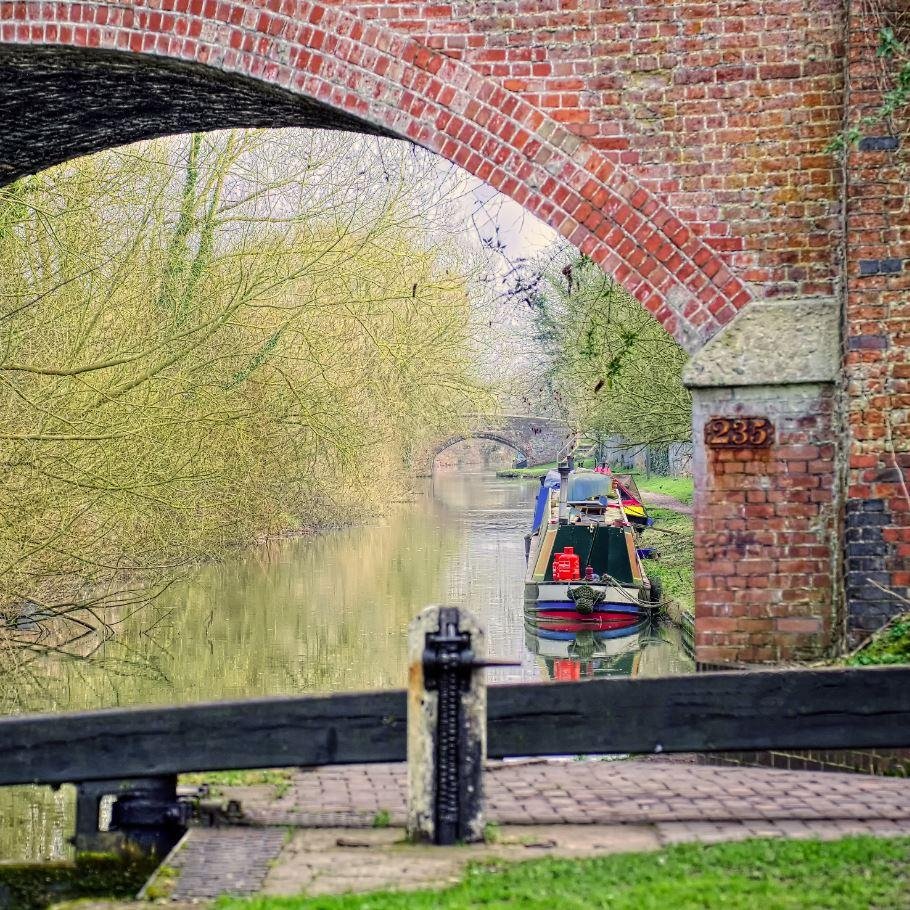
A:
[[704, 416, 774, 449]]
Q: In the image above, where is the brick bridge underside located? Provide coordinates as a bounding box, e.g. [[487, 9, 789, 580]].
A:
[[1, 0, 907, 663]]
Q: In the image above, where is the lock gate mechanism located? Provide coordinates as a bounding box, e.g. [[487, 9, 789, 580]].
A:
[[74, 776, 192, 857]]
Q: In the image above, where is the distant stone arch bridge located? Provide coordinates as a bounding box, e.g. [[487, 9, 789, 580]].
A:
[[414, 415, 575, 477]]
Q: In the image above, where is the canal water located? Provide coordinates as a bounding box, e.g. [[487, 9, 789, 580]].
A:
[[0, 471, 692, 861]]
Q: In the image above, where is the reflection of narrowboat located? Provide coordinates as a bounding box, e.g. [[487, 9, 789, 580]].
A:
[[524, 609, 686, 682], [524, 460, 661, 626], [524, 622, 642, 681]]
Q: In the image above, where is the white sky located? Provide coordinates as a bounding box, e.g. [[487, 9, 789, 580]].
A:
[[465, 177, 558, 263], [436, 166, 561, 404]]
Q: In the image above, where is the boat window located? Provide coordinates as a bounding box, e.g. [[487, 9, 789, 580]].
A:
[[566, 471, 613, 502]]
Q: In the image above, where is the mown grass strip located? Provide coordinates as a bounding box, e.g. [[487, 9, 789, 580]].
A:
[[215, 836, 910, 910], [634, 474, 694, 505]]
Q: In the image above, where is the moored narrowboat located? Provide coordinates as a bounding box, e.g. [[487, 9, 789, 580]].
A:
[[524, 460, 661, 625]]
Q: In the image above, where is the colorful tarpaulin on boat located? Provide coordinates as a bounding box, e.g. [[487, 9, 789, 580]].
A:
[[614, 478, 646, 519]]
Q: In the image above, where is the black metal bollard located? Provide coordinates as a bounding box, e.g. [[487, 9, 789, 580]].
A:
[[407, 606, 486, 845], [73, 776, 190, 856]]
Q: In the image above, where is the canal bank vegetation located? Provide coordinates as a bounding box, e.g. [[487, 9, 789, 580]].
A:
[[216, 835, 910, 910], [635, 474, 693, 505], [644, 506, 695, 616], [0, 850, 156, 910], [524, 250, 691, 452], [846, 609, 910, 667], [0, 129, 491, 700]]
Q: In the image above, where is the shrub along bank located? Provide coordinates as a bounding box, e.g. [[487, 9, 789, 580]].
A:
[[847, 613, 910, 667], [0, 130, 491, 706]]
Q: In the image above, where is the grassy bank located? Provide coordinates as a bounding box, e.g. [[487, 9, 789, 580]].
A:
[[636, 474, 693, 505], [645, 506, 694, 615], [216, 836, 910, 910]]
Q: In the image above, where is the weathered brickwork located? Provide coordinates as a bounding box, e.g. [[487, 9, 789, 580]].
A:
[[323, 0, 846, 301], [0, 1, 906, 662], [843, 1, 910, 643], [0, 0, 848, 351], [693, 384, 839, 663], [336, 0, 843, 296]]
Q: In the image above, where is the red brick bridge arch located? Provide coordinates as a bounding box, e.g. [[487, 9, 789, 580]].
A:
[[3, 1, 888, 667], [0, 0, 761, 351]]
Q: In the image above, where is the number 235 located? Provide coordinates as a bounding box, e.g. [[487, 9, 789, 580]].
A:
[[705, 417, 773, 448]]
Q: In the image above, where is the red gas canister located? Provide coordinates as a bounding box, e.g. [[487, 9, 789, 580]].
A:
[[552, 546, 581, 581], [552, 551, 566, 580]]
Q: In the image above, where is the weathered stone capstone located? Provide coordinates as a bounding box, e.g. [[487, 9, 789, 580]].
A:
[[683, 299, 840, 389], [685, 298, 842, 662]]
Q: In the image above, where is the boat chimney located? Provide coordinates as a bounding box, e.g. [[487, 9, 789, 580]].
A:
[[558, 459, 571, 523]]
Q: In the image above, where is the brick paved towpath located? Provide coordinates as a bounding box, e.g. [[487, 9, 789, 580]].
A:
[[147, 758, 910, 902], [247, 759, 910, 828]]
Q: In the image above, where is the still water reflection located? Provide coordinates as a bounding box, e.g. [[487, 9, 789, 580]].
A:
[[0, 471, 692, 860]]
